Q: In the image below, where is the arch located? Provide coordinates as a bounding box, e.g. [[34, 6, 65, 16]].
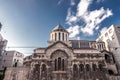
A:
[[58, 32, 61, 41], [73, 64, 78, 71], [79, 64, 84, 72], [41, 64, 47, 72], [62, 59, 64, 70], [105, 54, 111, 63], [58, 57, 61, 70], [86, 64, 90, 71], [34, 64, 40, 71], [54, 59, 57, 71], [99, 44, 102, 51], [92, 64, 97, 71], [32, 64, 40, 80], [41, 64, 47, 79], [55, 33, 57, 41], [73, 64, 78, 78], [14, 62, 17, 67], [62, 33, 64, 41], [98, 64, 103, 71], [66, 34, 67, 41], [52, 34, 53, 40], [108, 70, 114, 75], [54, 57, 65, 71], [50, 50, 68, 59]]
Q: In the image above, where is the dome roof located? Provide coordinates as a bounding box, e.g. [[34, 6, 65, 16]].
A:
[[52, 24, 68, 32]]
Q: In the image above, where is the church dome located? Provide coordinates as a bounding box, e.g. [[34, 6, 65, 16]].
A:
[[50, 24, 69, 41], [52, 24, 68, 32]]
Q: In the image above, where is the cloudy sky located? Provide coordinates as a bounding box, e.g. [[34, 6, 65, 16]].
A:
[[0, 0, 120, 56]]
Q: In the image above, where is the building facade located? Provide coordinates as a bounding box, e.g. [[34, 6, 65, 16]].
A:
[[2, 50, 24, 68], [96, 25, 120, 73], [4, 24, 120, 80], [0, 22, 7, 70]]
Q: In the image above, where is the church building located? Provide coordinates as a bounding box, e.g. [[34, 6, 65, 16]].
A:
[[4, 24, 120, 80]]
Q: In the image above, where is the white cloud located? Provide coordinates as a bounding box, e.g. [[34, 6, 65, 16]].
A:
[[100, 27, 108, 34], [57, 0, 63, 5], [77, 0, 92, 17], [76, 36, 80, 40], [66, 0, 113, 38], [95, 26, 99, 30], [96, 0, 104, 3], [66, 8, 78, 25], [58, 0, 75, 6], [67, 25, 80, 38], [70, 0, 75, 6], [81, 7, 113, 35]]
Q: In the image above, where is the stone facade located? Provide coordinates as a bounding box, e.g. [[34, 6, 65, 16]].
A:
[[4, 67, 29, 80], [4, 24, 120, 80]]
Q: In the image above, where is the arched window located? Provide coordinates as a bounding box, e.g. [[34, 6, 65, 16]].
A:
[[62, 33, 64, 41], [62, 59, 64, 70], [92, 64, 97, 71], [58, 32, 61, 41], [55, 33, 57, 41], [14, 62, 17, 67], [66, 34, 67, 41], [73, 64, 78, 77], [55, 59, 57, 71], [33, 64, 40, 79], [73, 64, 77, 71], [52, 34, 53, 40], [98, 44, 100, 50], [102, 44, 104, 49], [35, 64, 40, 71], [58, 57, 61, 70], [41, 64, 47, 79], [99, 64, 103, 71], [105, 54, 111, 63], [41, 64, 46, 72], [79, 64, 84, 72], [100, 44, 102, 50], [86, 64, 90, 71]]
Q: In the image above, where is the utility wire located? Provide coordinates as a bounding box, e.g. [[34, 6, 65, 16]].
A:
[[7, 46, 42, 48], [6, 46, 120, 48]]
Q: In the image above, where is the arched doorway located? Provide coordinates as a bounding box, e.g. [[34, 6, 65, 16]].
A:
[[41, 64, 47, 80], [50, 50, 69, 80]]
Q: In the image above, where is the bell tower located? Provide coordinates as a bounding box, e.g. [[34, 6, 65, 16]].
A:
[[96, 39, 106, 51], [48, 24, 69, 45]]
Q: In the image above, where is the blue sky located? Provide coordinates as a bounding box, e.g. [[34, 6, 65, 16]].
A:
[[0, 0, 120, 56]]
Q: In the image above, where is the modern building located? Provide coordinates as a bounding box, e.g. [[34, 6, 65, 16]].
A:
[[96, 25, 120, 73], [4, 24, 120, 80], [0, 22, 7, 70], [2, 50, 24, 69]]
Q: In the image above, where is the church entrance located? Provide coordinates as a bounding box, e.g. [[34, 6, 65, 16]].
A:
[[51, 50, 69, 80]]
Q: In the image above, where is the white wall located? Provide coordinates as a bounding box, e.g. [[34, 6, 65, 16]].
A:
[[2, 51, 24, 70]]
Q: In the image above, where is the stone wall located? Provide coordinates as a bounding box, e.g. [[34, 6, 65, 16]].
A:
[[108, 76, 120, 80], [4, 67, 29, 80]]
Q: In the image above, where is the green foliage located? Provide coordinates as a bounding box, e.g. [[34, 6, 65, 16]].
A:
[[0, 74, 4, 80]]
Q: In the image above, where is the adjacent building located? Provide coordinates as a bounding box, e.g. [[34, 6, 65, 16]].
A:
[[4, 24, 120, 80], [2, 50, 24, 68], [0, 22, 7, 70], [96, 25, 120, 73]]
